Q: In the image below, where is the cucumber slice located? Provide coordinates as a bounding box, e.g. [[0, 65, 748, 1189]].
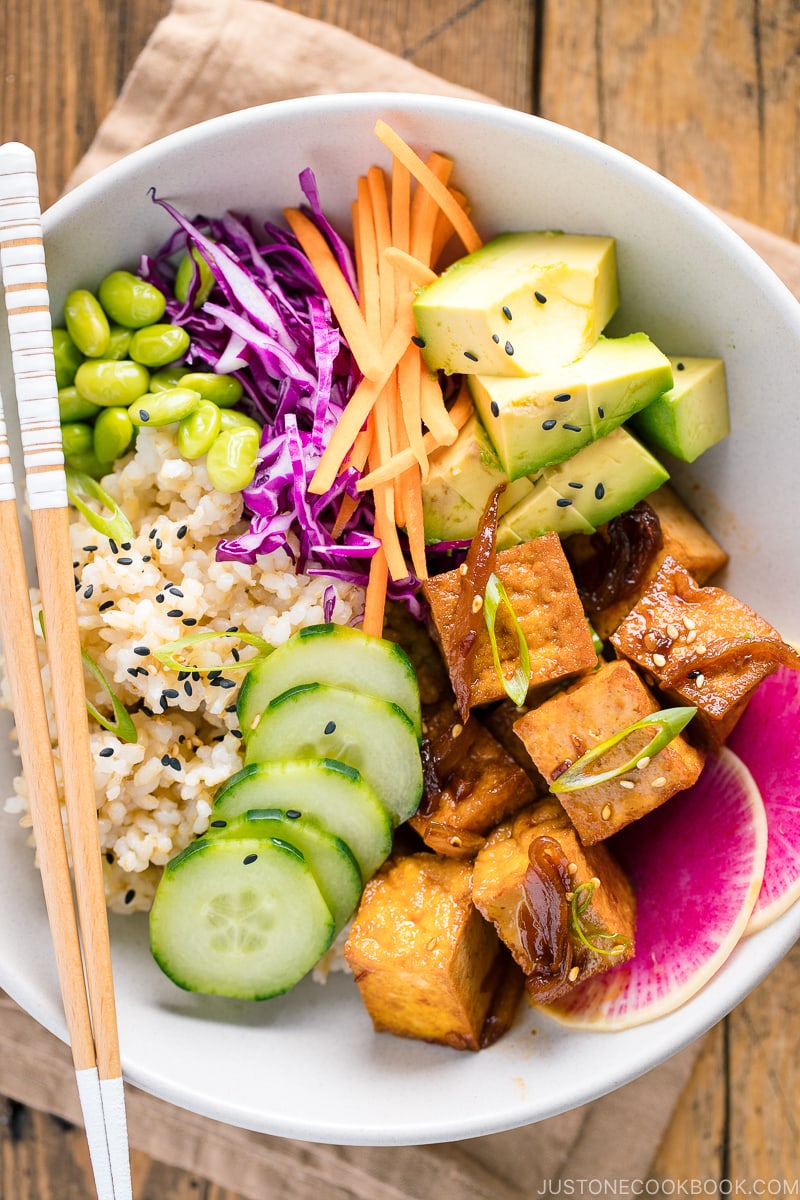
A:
[[244, 683, 423, 827], [149, 836, 334, 999], [212, 759, 393, 882], [208, 809, 362, 933], [237, 623, 422, 739]]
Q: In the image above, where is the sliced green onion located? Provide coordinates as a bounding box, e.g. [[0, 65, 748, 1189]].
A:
[[550, 706, 697, 794], [66, 469, 134, 543], [569, 880, 630, 957], [37, 611, 137, 743], [483, 571, 531, 707], [153, 629, 273, 674], [81, 651, 138, 743]]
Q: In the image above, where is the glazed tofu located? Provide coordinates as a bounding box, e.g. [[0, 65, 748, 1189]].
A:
[[422, 533, 597, 711], [472, 799, 636, 1004], [411, 698, 538, 856], [566, 485, 729, 640], [513, 659, 705, 844], [345, 853, 517, 1050], [610, 556, 800, 744]]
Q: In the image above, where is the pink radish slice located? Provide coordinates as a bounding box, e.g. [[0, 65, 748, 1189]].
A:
[[727, 666, 800, 935], [542, 748, 767, 1030]]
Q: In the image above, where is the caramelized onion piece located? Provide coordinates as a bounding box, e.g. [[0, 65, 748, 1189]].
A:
[[419, 714, 480, 816], [480, 952, 525, 1048], [517, 835, 574, 1001], [568, 501, 663, 614], [450, 485, 505, 719], [662, 635, 800, 687]]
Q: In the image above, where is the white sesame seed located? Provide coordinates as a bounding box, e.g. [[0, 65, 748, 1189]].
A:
[[568, 966, 580, 981], [449, 836, 462, 848], [567, 862, 578, 875], [619, 780, 635, 790], [601, 803, 612, 820], [459, 563, 468, 575], [636, 756, 651, 770], [666, 624, 680, 640], [451, 723, 463, 738], [695, 673, 705, 687], [653, 652, 667, 668], [694, 643, 707, 656], [565, 891, 574, 901], [683, 616, 696, 630], [686, 629, 698, 644], [652, 776, 667, 788], [590, 877, 601, 888], [471, 595, 483, 613]]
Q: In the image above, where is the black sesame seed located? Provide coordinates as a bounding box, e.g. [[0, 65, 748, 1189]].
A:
[[534, 291, 547, 304], [163, 688, 179, 699], [208, 670, 222, 680], [83, 545, 98, 553], [490, 401, 500, 418], [563, 423, 582, 432], [687, 669, 701, 679], [677, 361, 685, 371], [568, 481, 584, 489], [124, 889, 135, 905], [73, 560, 79, 569], [556, 498, 573, 508], [502, 305, 513, 320], [225, 704, 237, 713], [84, 584, 94, 599], [117, 557, 133, 566], [176, 524, 188, 539], [504, 341, 514, 356], [182, 617, 197, 627], [133, 646, 150, 656], [286, 809, 302, 819], [178, 734, 186, 743], [243, 854, 258, 865], [192, 671, 201, 682], [464, 351, 479, 362], [183, 682, 193, 696], [219, 678, 236, 690], [168, 588, 184, 599], [148, 528, 157, 540], [127, 668, 139, 678], [169, 757, 181, 771], [142, 555, 151, 563], [324, 720, 337, 735], [99, 747, 114, 758], [99, 600, 114, 612], [226, 626, 237, 634], [411, 335, 425, 348], [542, 419, 557, 431], [161, 754, 171, 766], [231, 648, 241, 662], [155, 538, 163, 550], [121, 542, 132, 551], [492, 333, 500, 344], [138, 409, 150, 422], [109, 539, 119, 554], [231, 729, 243, 739], [595, 483, 605, 500], [177, 671, 189, 681], [105, 852, 114, 864], [74, 577, 81, 591], [554, 393, 571, 402], [210, 819, 227, 828], [167, 609, 184, 618], [597, 406, 605, 418], [141, 705, 154, 717]]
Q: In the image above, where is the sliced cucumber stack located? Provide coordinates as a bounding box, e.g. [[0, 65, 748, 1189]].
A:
[[208, 808, 362, 934], [212, 759, 393, 882], [149, 836, 334, 1000], [244, 682, 423, 826], [237, 623, 422, 738]]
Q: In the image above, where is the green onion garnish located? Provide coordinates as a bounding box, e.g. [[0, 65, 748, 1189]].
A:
[[66, 469, 134, 544], [550, 706, 697, 793], [153, 629, 272, 674], [82, 650, 138, 744], [569, 880, 630, 957], [483, 571, 531, 707]]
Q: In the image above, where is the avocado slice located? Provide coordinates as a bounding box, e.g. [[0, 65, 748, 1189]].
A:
[[412, 231, 618, 377], [629, 356, 729, 462], [470, 333, 673, 481], [496, 427, 669, 546]]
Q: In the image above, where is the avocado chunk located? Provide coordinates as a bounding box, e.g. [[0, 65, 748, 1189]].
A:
[[421, 414, 533, 543], [496, 427, 670, 547], [629, 356, 729, 462], [412, 231, 618, 377], [470, 333, 673, 481]]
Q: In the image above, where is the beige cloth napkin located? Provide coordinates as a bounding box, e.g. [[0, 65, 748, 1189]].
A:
[[38, 0, 797, 1192]]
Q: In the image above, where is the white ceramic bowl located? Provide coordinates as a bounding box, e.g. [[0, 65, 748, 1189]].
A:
[[1, 94, 799, 1146]]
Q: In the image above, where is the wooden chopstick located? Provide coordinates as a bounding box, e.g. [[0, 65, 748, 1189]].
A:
[[0, 142, 132, 1200]]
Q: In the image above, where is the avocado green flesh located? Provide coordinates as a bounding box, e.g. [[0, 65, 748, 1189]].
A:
[[630, 356, 729, 463], [413, 231, 618, 377], [470, 333, 673, 480]]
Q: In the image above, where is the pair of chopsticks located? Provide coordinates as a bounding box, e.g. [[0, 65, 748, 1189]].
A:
[[0, 143, 132, 1199]]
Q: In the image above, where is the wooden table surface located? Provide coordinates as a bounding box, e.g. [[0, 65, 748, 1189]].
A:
[[1, 1, 799, 1195]]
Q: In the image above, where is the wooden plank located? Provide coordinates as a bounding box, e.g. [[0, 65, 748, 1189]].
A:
[[538, 0, 800, 241]]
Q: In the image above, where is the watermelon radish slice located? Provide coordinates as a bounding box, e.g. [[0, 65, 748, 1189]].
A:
[[727, 666, 800, 935], [541, 748, 767, 1030]]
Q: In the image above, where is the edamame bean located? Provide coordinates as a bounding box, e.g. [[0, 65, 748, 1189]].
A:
[[64, 450, 109, 480], [53, 328, 84, 388], [219, 408, 261, 436], [58, 386, 101, 424], [206, 427, 259, 493], [174, 246, 215, 308], [98, 270, 167, 328], [129, 324, 191, 369], [128, 387, 201, 427], [105, 325, 132, 360], [64, 290, 110, 358], [74, 359, 151, 407], [176, 400, 222, 459], [150, 365, 189, 392], [94, 407, 134, 464], [60, 422, 94, 459], [180, 372, 243, 408]]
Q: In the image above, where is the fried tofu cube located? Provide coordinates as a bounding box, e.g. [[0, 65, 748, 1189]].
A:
[[345, 853, 513, 1050], [472, 799, 636, 1003], [610, 556, 800, 744], [411, 698, 538, 856], [513, 659, 705, 843], [566, 485, 729, 640], [422, 533, 597, 711]]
